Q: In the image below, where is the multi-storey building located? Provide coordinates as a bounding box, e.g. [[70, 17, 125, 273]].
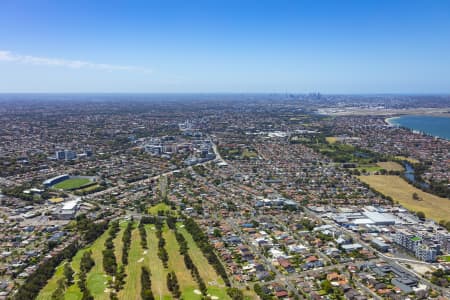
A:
[[394, 229, 437, 262]]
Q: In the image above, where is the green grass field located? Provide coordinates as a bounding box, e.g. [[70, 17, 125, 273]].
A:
[[356, 161, 404, 174], [86, 225, 116, 300], [78, 184, 101, 193], [36, 215, 237, 300], [53, 177, 91, 190], [118, 225, 143, 300], [63, 246, 91, 300], [145, 224, 171, 299], [37, 225, 112, 300], [241, 149, 258, 159], [148, 202, 172, 215], [114, 221, 127, 265], [164, 227, 199, 299], [357, 165, 383, 172], [439, 255, 450, 262], [178, 224, 231, 300], [36, 260, 67, 300]]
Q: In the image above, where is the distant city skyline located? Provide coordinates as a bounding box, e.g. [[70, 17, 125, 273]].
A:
[[1, 0, 450, 93]]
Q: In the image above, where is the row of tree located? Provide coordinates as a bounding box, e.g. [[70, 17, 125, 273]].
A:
[[50, 278, 66, 300], [103, 221, 129, 300], [167, 271, 181, 298], [171, 220, 207, 296], [184, 218, 230, 286], [155, 221, 169, 268], [78, 250, 95, 300], [79, 218, 109, 244], [16, 216, 108, 300], [102, 221, 120, 276], [140, 215, 159, 224], [50, 262, 75, 300], [121, 222, 133, 265], [226, 287, 244, 300], [141, 266, 155, 300], [14, 241, 79, 299], [138, 221, 148, 249]]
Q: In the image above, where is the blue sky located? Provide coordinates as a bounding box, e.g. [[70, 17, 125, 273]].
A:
[[0, 0, 449, 93]]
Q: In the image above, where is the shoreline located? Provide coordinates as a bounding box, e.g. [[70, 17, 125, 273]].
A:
[[385, 115, 450, 140], [384, 116, 400, 126]]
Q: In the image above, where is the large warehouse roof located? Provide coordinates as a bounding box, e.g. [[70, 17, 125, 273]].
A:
[[363, 211, 398, 224], [62, 199, 80, 210]]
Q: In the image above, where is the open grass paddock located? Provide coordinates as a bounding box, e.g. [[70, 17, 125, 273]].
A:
[[358, 175, 450, 222], [394, 156, 420, 164], [376, 161, 404, 171]]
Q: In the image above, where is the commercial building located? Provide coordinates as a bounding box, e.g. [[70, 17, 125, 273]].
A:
[[362, 211, 398, 226], [55, 150, 66, 160], [52, 199, 81, 220], [371, 239, 390, 252], [391, 277, 419, 293], [64, 150, 77, 160], [43, 174, 69, 187], [55, 149, 77, 160]]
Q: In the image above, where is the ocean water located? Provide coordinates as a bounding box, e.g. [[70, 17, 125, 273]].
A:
[[388, 115, 450, 140]]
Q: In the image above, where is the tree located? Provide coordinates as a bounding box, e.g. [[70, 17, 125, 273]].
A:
[[139, 222, 148, 249], [80, 250, 95, 273], [81, 290, 94, 300], [51, 287, 64, 300], [321, 280, 333, 294], [13, 242, 79, 300], [64, 263, 74, 285], [184, 218, 230, 286], [412, 192, 420, 200], [51, 279, 66, 300], [141, 266, 154, 300], [213, 228, 222, 237], [78, 271, 87, 291], [227, 287, 244, 300], [121, 222, 133, 265], [115, 265, 126, 289], [167, 272, 181, 298], [416, 211, 426, 220]]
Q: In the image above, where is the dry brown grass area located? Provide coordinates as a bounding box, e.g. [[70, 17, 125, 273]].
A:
[[394, 156, 420, 164], [358, 175, 450, 222], [325, 136, 338, 144], [376, 161, 404, 171]]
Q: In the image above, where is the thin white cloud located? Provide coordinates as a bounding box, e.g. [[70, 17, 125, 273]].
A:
[[0, 50, 151, 73]]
